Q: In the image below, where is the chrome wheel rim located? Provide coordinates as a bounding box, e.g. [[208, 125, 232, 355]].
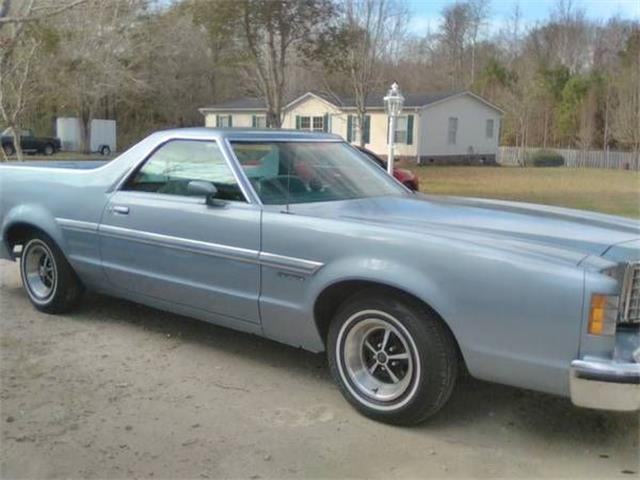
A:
[[338, 310, 419, 408], [22, 240, 57, 302]]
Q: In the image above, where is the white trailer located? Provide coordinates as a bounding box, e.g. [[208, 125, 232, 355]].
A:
[[55, 117, 117, 155]]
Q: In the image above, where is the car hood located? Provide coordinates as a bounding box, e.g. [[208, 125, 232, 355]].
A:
[[290, 194, 640, 264]]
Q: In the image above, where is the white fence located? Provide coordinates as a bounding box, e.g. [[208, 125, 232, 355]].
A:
[[498, 147, 640, 170]]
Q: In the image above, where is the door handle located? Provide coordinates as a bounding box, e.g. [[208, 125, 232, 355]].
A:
[[111, 205, 129, 215]]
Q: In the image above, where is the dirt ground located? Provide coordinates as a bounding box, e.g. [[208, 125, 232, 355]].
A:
[[1, 260, 638, 479]]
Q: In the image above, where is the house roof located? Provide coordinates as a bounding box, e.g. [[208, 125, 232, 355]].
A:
[[332, 90, 464, 109], [200, 97, 268, 111], [200, 90, 503, 114]]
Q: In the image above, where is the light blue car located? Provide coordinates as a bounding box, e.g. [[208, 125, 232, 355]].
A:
[[1, 128, 638, 425]]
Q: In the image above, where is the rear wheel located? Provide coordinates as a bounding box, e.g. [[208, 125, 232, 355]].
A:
[[43, 143, 55, 156], [20, 233, 83, 313], [328, 289, 458, 425]]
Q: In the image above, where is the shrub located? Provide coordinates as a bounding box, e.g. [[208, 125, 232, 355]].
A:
[[524, 151, 565, 167]]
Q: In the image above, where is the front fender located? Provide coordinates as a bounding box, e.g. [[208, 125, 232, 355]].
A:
[[305, 255, 455, 333]]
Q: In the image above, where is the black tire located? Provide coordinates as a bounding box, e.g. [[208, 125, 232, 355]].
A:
[[3, 143, 15, 156], [100, 145, 111, 156], [43, 143, 55, 156], [19, 232, 84, 313], [327, 288, 458, 425]]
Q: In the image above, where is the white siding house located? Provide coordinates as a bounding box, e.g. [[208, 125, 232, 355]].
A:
[[199, 90, 503, 164]]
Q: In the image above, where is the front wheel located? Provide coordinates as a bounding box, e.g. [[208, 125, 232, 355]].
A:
[[328, 289, 458, 425], [20, 233, 83, 313], [3, 143, 15, 156]]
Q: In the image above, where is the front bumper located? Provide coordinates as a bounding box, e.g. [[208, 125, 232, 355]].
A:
[[570, 354, 640, 411]]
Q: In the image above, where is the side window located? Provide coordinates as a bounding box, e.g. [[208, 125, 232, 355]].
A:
[[448, 117, 458, 145], [124, 140, 246, 202], [486, 119, 494, 138]]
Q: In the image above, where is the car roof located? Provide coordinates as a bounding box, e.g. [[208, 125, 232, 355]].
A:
[[154, 127, 343, 143]]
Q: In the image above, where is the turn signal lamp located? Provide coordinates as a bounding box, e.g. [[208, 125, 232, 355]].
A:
[[588, 294, 618, 335]]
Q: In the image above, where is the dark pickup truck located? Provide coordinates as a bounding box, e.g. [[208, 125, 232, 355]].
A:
[[1, 128, 61, 156]]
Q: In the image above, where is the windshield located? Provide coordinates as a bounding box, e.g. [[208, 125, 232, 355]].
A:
[[231, 141, 404, 205]]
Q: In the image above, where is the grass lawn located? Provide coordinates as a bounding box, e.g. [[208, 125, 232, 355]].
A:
[[410, 166, 640, 219]]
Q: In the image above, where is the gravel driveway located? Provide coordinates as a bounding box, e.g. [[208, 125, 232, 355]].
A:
[[1, 260, 638, 478]]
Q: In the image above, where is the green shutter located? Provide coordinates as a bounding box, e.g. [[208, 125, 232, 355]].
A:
[[363, 115, 371, 144], [407, 114, 414, 145], [252, 115, 256, 128], [216, 114, 220, 127], [295, 115, 301, 129], [347, 115, 353, 142], [228, 115, 233, 128], [323, 113, 329, 132]]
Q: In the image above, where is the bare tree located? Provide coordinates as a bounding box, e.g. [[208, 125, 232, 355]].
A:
[[0, 0, 89, 160], [49, 0, 149, 153], [439, 2, 472, 88], [468, 0, 490, 84], [197, 0, 335, 128], [310, 0, 408, 147]]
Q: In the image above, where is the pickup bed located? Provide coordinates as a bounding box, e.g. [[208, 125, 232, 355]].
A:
[[2, 160, 109, 170]]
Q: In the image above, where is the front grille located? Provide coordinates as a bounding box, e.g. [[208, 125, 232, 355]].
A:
[[620, 262, 640, 324]]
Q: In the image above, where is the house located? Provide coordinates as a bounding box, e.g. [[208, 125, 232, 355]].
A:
[[199, 90, 503, 165]]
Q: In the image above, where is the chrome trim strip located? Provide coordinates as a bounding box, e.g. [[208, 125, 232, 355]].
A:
[[57, 218, 99, 232], [99, 224, 258, 264], [98, 224, 324, 275], [259, 251, 324, 275], [221, 137, 262, 205]]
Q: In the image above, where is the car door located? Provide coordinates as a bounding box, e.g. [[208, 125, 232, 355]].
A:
[[20, 130, 35, 151], [98, 138, 261, 324]]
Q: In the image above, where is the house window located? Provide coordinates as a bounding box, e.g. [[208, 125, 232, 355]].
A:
[[217, 115, 232, 128], [347, 115, 370, 144], [298, 116, 324, 132], [312, 116, 324, 131], [486, 119, 494, 138], [299, 116, 311, 130], [253, 115, 267, 128], [448, 117, 458, 145], [395, 116, 408, 144]]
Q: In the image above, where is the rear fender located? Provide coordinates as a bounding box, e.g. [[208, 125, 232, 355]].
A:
[[1, 204, 64, 260]]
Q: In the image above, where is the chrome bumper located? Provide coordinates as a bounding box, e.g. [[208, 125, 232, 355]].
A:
[[570, 355, 640, 411]]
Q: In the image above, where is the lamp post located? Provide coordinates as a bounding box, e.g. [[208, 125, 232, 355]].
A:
[[384, 82, 404, 175]]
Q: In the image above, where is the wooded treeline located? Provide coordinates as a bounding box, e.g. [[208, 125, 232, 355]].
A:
[[0, 0, 638, 157]]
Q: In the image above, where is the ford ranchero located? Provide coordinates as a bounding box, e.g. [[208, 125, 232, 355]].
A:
[[0, 128, 638, 425]]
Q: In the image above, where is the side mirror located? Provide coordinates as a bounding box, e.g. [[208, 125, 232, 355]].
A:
[[187, 180, 219, 206]]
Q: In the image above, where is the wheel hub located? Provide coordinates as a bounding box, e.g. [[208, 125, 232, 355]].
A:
[[341, 315, 415, 403], [23, 242, 56, 300]]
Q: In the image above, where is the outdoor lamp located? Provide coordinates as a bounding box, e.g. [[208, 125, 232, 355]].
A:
[[384, 82, 404, 175]]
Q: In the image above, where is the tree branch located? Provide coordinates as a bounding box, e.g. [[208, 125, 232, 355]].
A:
[[0, 0, 89, 24]]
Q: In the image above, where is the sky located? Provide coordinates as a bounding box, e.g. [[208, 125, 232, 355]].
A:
[[407, 0, 640, 34]]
